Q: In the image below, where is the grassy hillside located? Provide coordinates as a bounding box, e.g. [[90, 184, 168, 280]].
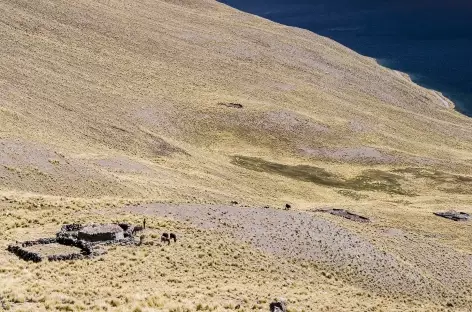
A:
[[1, 0, 472, 311], [2, 0, 472, 203]]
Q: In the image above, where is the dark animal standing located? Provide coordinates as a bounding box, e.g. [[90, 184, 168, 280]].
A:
[[285, 204, 291, 210], [132, 226, 144, 235], [161, 232, 177, 245], [161, 233, 170, 244], [270, 299, 287, 312]]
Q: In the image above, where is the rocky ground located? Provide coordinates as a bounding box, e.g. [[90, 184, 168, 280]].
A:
[[0, 199, 468, 311], [124, 203, 472, 308]]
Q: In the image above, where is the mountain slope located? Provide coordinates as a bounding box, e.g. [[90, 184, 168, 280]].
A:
[[1, 1, 472, 311], [2, 0, 472, 203]]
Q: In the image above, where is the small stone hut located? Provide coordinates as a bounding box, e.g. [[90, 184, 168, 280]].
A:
[[78, 224, 124, 242]]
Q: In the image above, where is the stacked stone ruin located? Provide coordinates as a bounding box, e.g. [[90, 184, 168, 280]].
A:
[[7, 222, 139, 262]]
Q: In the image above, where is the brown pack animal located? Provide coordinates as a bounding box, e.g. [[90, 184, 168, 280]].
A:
[[132, 226, 144, 235], [169, 233, 177, 243], [138, 235, 145, 246]]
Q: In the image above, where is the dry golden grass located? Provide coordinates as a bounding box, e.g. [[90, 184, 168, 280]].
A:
[[1, 0, 472, 311], [1, 199, 465, 312]]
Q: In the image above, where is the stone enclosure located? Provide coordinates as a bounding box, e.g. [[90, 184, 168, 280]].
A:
[[8, 223, 140, 262]]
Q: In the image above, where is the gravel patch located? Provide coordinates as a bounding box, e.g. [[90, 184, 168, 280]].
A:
[[125, 203, 439, 298]]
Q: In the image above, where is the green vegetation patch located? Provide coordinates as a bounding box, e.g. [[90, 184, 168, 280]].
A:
[[337, 190, 368, 201], [232, 156, 413, 195], [393, 167, 472, 194]]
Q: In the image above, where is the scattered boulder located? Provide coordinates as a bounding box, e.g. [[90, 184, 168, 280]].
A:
[[218, 102, 243, 109], [434, 211, 470, 222], [269, 298, 287, 312], [61, 223, 83, 232], [315, 208, 370, 223]]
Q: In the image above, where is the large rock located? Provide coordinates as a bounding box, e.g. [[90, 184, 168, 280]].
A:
[[78, 224, 124, 242], [434, 211, 470, 221]]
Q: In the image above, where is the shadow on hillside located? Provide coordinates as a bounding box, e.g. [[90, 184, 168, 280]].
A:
[[232, 156, 472, 196]]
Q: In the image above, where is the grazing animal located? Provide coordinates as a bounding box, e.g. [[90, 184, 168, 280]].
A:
[[138, 235, 145, 246], [285, 204, 291, 210], [169, 233, 177, 243], [132, 226, 144, 235], [270, 299, 287, 312], [161, 233, 170, 245]]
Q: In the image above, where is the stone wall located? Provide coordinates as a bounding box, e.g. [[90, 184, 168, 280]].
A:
[[8, 222, 139, 262], [78, 224, 125, 242]]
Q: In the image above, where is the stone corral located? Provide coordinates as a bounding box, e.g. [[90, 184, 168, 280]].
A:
[[7, 237, 89, 263], [78, 224, 125, 242], [8, 222, 139, 262]]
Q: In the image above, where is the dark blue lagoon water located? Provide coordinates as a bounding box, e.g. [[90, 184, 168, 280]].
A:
[[220, 0, 472, 116]]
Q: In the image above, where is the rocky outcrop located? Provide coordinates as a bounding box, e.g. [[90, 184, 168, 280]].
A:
[[315, 208, 370, 223], [434, 211, 470, 221], [218, 102, 243, 109]]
